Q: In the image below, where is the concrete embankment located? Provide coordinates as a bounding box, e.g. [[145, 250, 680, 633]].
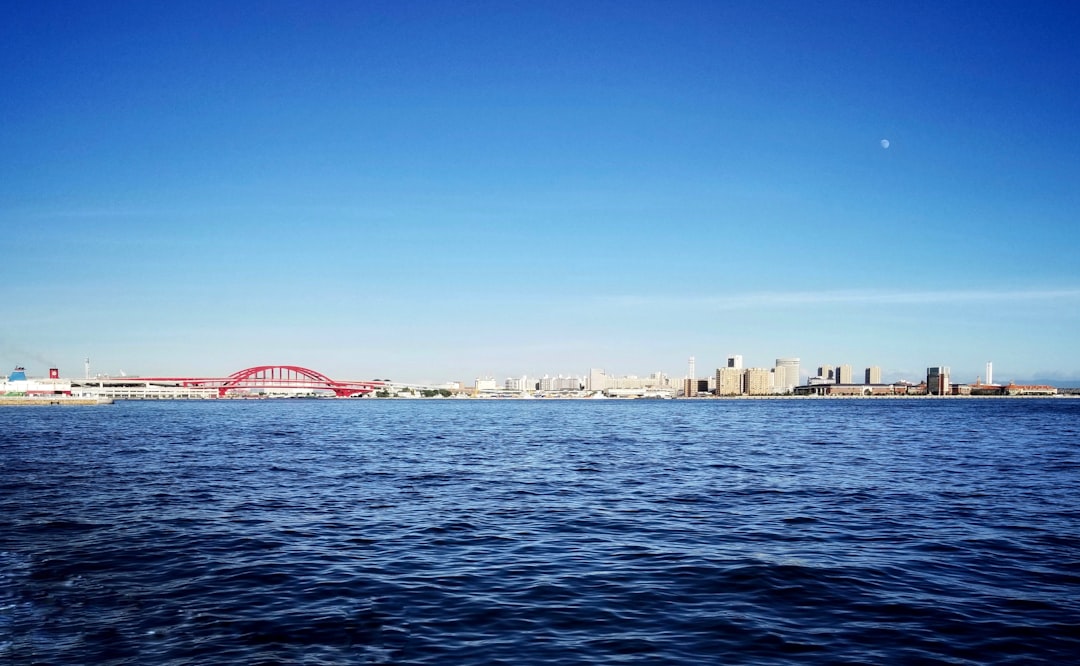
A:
[[0, 396, 114, 406]]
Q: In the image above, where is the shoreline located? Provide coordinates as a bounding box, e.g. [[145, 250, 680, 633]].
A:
[[10, 394, 1072, 403], [0, 396, 114, 406]]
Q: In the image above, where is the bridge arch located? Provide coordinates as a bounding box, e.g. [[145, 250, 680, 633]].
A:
[[218, 365, 376, 397]]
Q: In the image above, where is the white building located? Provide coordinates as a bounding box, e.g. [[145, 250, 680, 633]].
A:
[[539, 375, 582, 391], [505, 376, 530, 392], [474, 377, 499, 392], [774, 358, 800, 393], [588, 369, 671, 391], [2, 366, 72, 396]]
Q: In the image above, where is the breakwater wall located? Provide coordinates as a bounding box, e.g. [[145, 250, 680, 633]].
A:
[[0, 396, 114, 406]]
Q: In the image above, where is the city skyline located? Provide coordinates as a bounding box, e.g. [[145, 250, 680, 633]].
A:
[[5, 351, 1071, 391], [3, 3, 1079, 385]]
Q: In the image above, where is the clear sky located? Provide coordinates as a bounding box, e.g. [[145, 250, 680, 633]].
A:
[[3, 1, 1079, 385]]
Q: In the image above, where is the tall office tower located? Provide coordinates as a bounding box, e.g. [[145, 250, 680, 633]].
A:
[[715, 367, 743, 395], [986, 362, 993, 385], [865, 366, 882, 384], [688, 356, 695, 381], [588, 368, 608, 391], [836, 364, 854, 384], [727, 355, 743, 369], [683, 377, 696, 397], [817, 365, 835, 382], [927, 366, 951, 395], [774, 358, 800, 392], [744, 368, 772, 395]]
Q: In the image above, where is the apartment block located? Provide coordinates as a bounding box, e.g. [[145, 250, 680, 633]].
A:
[[715, 367, 743, 396]]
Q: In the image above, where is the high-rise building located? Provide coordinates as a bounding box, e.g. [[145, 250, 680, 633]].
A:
[[817, 365, 835, 382], [865, 366, 882, 384], [927, 366, 951, 395], [774, 358, 800, 392], [540, 375, 582, 391], [836, 364, 853, 384], [715, 367, 743, 395], [744, 368, 772, 395], [727, 355, 743, 369], [587, 368, 608, 391], [986, 362, 993, 385], [505, 376, 530, 391]]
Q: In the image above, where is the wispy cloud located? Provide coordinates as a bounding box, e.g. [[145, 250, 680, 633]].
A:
[[607, 288, 1080, 310]]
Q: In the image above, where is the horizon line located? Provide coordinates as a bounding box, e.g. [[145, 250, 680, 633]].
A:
[[607, 287, 1080, 310]]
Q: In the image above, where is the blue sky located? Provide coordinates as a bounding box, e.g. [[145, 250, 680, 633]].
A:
[[3, 1, 1079, 385]]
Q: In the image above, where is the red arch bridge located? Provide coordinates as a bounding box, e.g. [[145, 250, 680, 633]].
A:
[[87, 365, 386, 398]]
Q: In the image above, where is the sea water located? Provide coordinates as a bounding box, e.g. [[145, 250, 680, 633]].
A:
[[2, 398, 1078, 664]]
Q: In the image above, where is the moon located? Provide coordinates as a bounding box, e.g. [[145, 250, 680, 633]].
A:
[[880, 139, 890, 149]]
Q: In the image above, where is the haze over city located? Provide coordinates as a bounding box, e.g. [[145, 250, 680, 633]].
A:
[[3, 2, 1079, 386]]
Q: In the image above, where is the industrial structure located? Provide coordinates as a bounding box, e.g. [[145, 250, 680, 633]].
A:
[[31, 365, 386, 399]]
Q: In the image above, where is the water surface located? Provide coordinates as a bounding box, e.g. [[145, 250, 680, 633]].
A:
[[2, 399, 1078, 664]]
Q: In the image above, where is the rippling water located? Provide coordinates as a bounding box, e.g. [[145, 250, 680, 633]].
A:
[[2, 398, 1079, 664]]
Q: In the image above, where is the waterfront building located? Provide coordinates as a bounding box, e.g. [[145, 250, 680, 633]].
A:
[[927, 366, 951, 395], [558, 375, 583, 391], [795, 382, 921, 396], [816, 365, 835, 382], [475, 377, 499, 392], [727, 355, 743, 370], [1003, 383, 1056, 396], [538, 375, 582, 391], [684, 378, 710, 396], [715, 367, 743, 396], [505, 376, 530, 392], [608, 375, 648, 390], [836, 364, 854, 385], [744, 368, 772, 395], [774, 358, 800, 393], [865, 366, 882, 385], [589, 372, 668, 391]]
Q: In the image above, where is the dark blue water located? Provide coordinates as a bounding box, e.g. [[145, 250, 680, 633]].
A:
[[2, 399, 1078, 664]]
